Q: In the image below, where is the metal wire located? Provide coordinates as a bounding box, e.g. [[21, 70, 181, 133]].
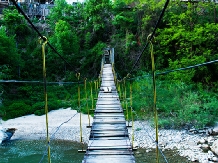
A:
[[10, 0, 80, 75], [133, 110, 169, 163], [38, 111, 79, 163], [156, 59, 218, 76], [129, 0, 170, 75], [125, 58, 218, 81]]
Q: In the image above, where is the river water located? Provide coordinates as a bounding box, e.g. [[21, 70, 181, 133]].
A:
[[0, 140, 191, 163]]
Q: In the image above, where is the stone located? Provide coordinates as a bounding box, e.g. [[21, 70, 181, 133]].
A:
[[211, 140, 218, 155], [208, 150, 214, 160], [212, 156, 218, 162], [198, 138, 206, 144], [213, 127, 218, 136], [159, 141, 167, 147], [201, 144, 210, 152]]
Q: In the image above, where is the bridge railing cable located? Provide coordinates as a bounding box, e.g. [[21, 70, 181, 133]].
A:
[[132, 110, 169, 163], [38, 98, 90, 163], [123, 58, 218, 81], [38, 111, 79, 163], [156, 59, 218, 76]]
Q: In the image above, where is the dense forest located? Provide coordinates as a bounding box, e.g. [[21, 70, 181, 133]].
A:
[[0, 0, 218, 129]]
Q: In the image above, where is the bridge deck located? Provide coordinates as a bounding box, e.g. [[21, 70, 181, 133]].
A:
[[82, 64, 135, 163]]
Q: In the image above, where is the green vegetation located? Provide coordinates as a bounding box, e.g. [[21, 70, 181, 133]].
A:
[[128, 77, 218, 129], [0, 0, 218, 129]]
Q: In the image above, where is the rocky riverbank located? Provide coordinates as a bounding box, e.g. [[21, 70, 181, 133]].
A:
[[132, 121, 218, 163], [1, 108, 218, 162]]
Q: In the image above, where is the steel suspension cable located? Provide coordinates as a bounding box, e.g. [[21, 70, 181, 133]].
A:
[[125, 58, 218, 81], [10, 0, 79, 75], [156, 59, 218, 76], [129, 0, 170, 75]]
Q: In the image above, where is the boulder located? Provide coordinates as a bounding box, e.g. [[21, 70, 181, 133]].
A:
[[0, 127, 16, 144], [0, 126, 7, 144], [200, 144, 210, 152], [211, 140, 218, 155], [212, 156, 218, 162]]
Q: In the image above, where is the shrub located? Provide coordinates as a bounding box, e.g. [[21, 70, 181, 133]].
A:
[[5, 102, 31, 119], [32, 100, 71, 116]]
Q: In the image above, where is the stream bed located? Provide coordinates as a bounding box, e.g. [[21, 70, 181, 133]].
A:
[[0, 140, 191, 163]]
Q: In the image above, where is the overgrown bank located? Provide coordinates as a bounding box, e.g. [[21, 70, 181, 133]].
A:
[[130, 76, 218, 129]]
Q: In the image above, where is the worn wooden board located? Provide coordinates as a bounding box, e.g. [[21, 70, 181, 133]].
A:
[[82, 64, 135, 163]]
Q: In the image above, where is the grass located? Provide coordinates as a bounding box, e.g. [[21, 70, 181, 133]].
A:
[[123, 76, 218, 129]]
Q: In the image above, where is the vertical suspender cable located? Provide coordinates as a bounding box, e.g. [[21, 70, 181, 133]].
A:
[[130, 79, 134, 148], [85, 78, 90, 127], [118, 81, 121, 98], [90, 82, 94, 110], [124, 78, 129, 124], [94, 81, 96, 95], [112, 63, 116, 82], [98, 75, 101, 89], [76, 73, 82, 144], [39, 36, 51, 163], [148, 34, 159, 163]]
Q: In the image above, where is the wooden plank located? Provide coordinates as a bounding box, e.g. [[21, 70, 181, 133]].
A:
[[94, 110, 123, 113], [83, 63, 135, 163], [97, 101, 120, 105], [91, 123, 126, 130], [96, 105, 121, 108], [98, 95, 119, 98], [85, 150, 134, 155], [94, 113, 124, 117]]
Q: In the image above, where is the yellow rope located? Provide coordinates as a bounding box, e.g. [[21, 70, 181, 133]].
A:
[[148, 34, 159, 163], [39, 36, 51, 163], [96, 80, 98, 95], [130, 80, 134, 148], [84, 78, 90, 127], [123, 78, 129, 123], [118, 80, 121, 97], [98, 75, 101, 89], [94, 80, 98, 98], [76, 73, 82, 143], [89, 82, 94, 110]]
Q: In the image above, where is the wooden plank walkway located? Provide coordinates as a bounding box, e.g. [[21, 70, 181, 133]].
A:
[[82, 64, 135, 163]]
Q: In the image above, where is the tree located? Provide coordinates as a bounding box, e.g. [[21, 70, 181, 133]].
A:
[[83, 0, 113, 43], [156, 1, 218, 84], [0, 26, 20, 79]]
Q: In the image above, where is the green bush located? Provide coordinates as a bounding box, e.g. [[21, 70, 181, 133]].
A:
[[131, 74, 218, 129], [5, 102, 32, 119], [34, 109, 44, 116], [32, 100, 71, 116]]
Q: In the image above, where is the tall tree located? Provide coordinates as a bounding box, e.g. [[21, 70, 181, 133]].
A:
[[83, 0, 113, 43], [0, 26, 20, 79]]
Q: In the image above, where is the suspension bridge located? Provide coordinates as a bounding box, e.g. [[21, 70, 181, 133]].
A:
[[82, 62, 135, 163], [2, 0, 218, 162]]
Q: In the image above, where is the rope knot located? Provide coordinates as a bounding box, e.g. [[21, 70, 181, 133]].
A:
[[147, 33, 155, 43], [39, 36, 48, 45], [76, 73, 80, 80]]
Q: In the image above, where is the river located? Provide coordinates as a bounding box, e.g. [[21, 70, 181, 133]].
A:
[[0, 139, 191, 163]]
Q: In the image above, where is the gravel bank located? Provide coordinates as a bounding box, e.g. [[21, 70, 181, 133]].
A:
[[1, 108, 93, 143]]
